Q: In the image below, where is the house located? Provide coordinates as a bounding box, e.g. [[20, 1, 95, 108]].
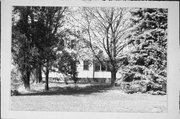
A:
[[77, 60, 122, 83], [44, 59, 122, 84]]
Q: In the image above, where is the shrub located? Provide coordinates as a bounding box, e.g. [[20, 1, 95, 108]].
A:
[[11, 68, 21, 83], [11, 90, 19, 96]]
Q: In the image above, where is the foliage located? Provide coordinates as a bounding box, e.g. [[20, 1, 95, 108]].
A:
[[12, 23, 37, 89], [11, 6, 168, 93], [122, 8, 167, 92], [11, 67, 21, 83], [12, 29, 37, 72], [56, 50, 79, 83], [12, 6, 67, 90]]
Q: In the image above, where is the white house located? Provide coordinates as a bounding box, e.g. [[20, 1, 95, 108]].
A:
[[44, 59, 122, 83], [77, 60, 122, 83]]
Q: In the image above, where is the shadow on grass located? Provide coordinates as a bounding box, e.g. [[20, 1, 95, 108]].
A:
[[15, 84, 114, 96]]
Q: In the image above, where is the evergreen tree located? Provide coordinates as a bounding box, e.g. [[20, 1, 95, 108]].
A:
[[12, 6, 67, 90], [12, 7, 39, 90], [123, 8, 167, 92]]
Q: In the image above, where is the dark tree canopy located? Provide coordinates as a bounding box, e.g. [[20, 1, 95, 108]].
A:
[[56, 50, 79, 83], [12, 6, 67, 90]]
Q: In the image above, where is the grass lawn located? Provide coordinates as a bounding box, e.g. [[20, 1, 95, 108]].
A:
[[11, 82, 167, 112]]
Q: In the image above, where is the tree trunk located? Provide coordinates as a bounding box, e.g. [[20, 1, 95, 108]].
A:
[[31, 67, 42, 84], [92, 61, 95, 80], [33, 65, 42, 83], [45, 66, 49, 91], [111, 70, 116, 86], [38, 65, 42, 83], [30, 69, 36, 83], [73, 73, 77, 84], [23, 71, 30, 90]]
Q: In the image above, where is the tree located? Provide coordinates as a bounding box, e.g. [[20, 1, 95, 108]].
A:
[[75, 7, 135, 86], [38, 7, 67, 90], [12, 6, 67, 90], [12, 7, 40, 90], [52, 27, 81, 84], [26, 7, 67, 90], [123, 8, 167, 92], [56, 50, 79, 84]]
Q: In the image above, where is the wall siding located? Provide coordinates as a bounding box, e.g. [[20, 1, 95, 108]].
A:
[[77, 60, 122, 79]]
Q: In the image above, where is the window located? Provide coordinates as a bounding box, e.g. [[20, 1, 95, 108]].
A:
[[94, 61, 111, 72], [94, 62, 101, 71], [106, 61, 111, 71], [101, 63, 106, 71], [83, 60, 89, 70], [107, 64, 111, 71]]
